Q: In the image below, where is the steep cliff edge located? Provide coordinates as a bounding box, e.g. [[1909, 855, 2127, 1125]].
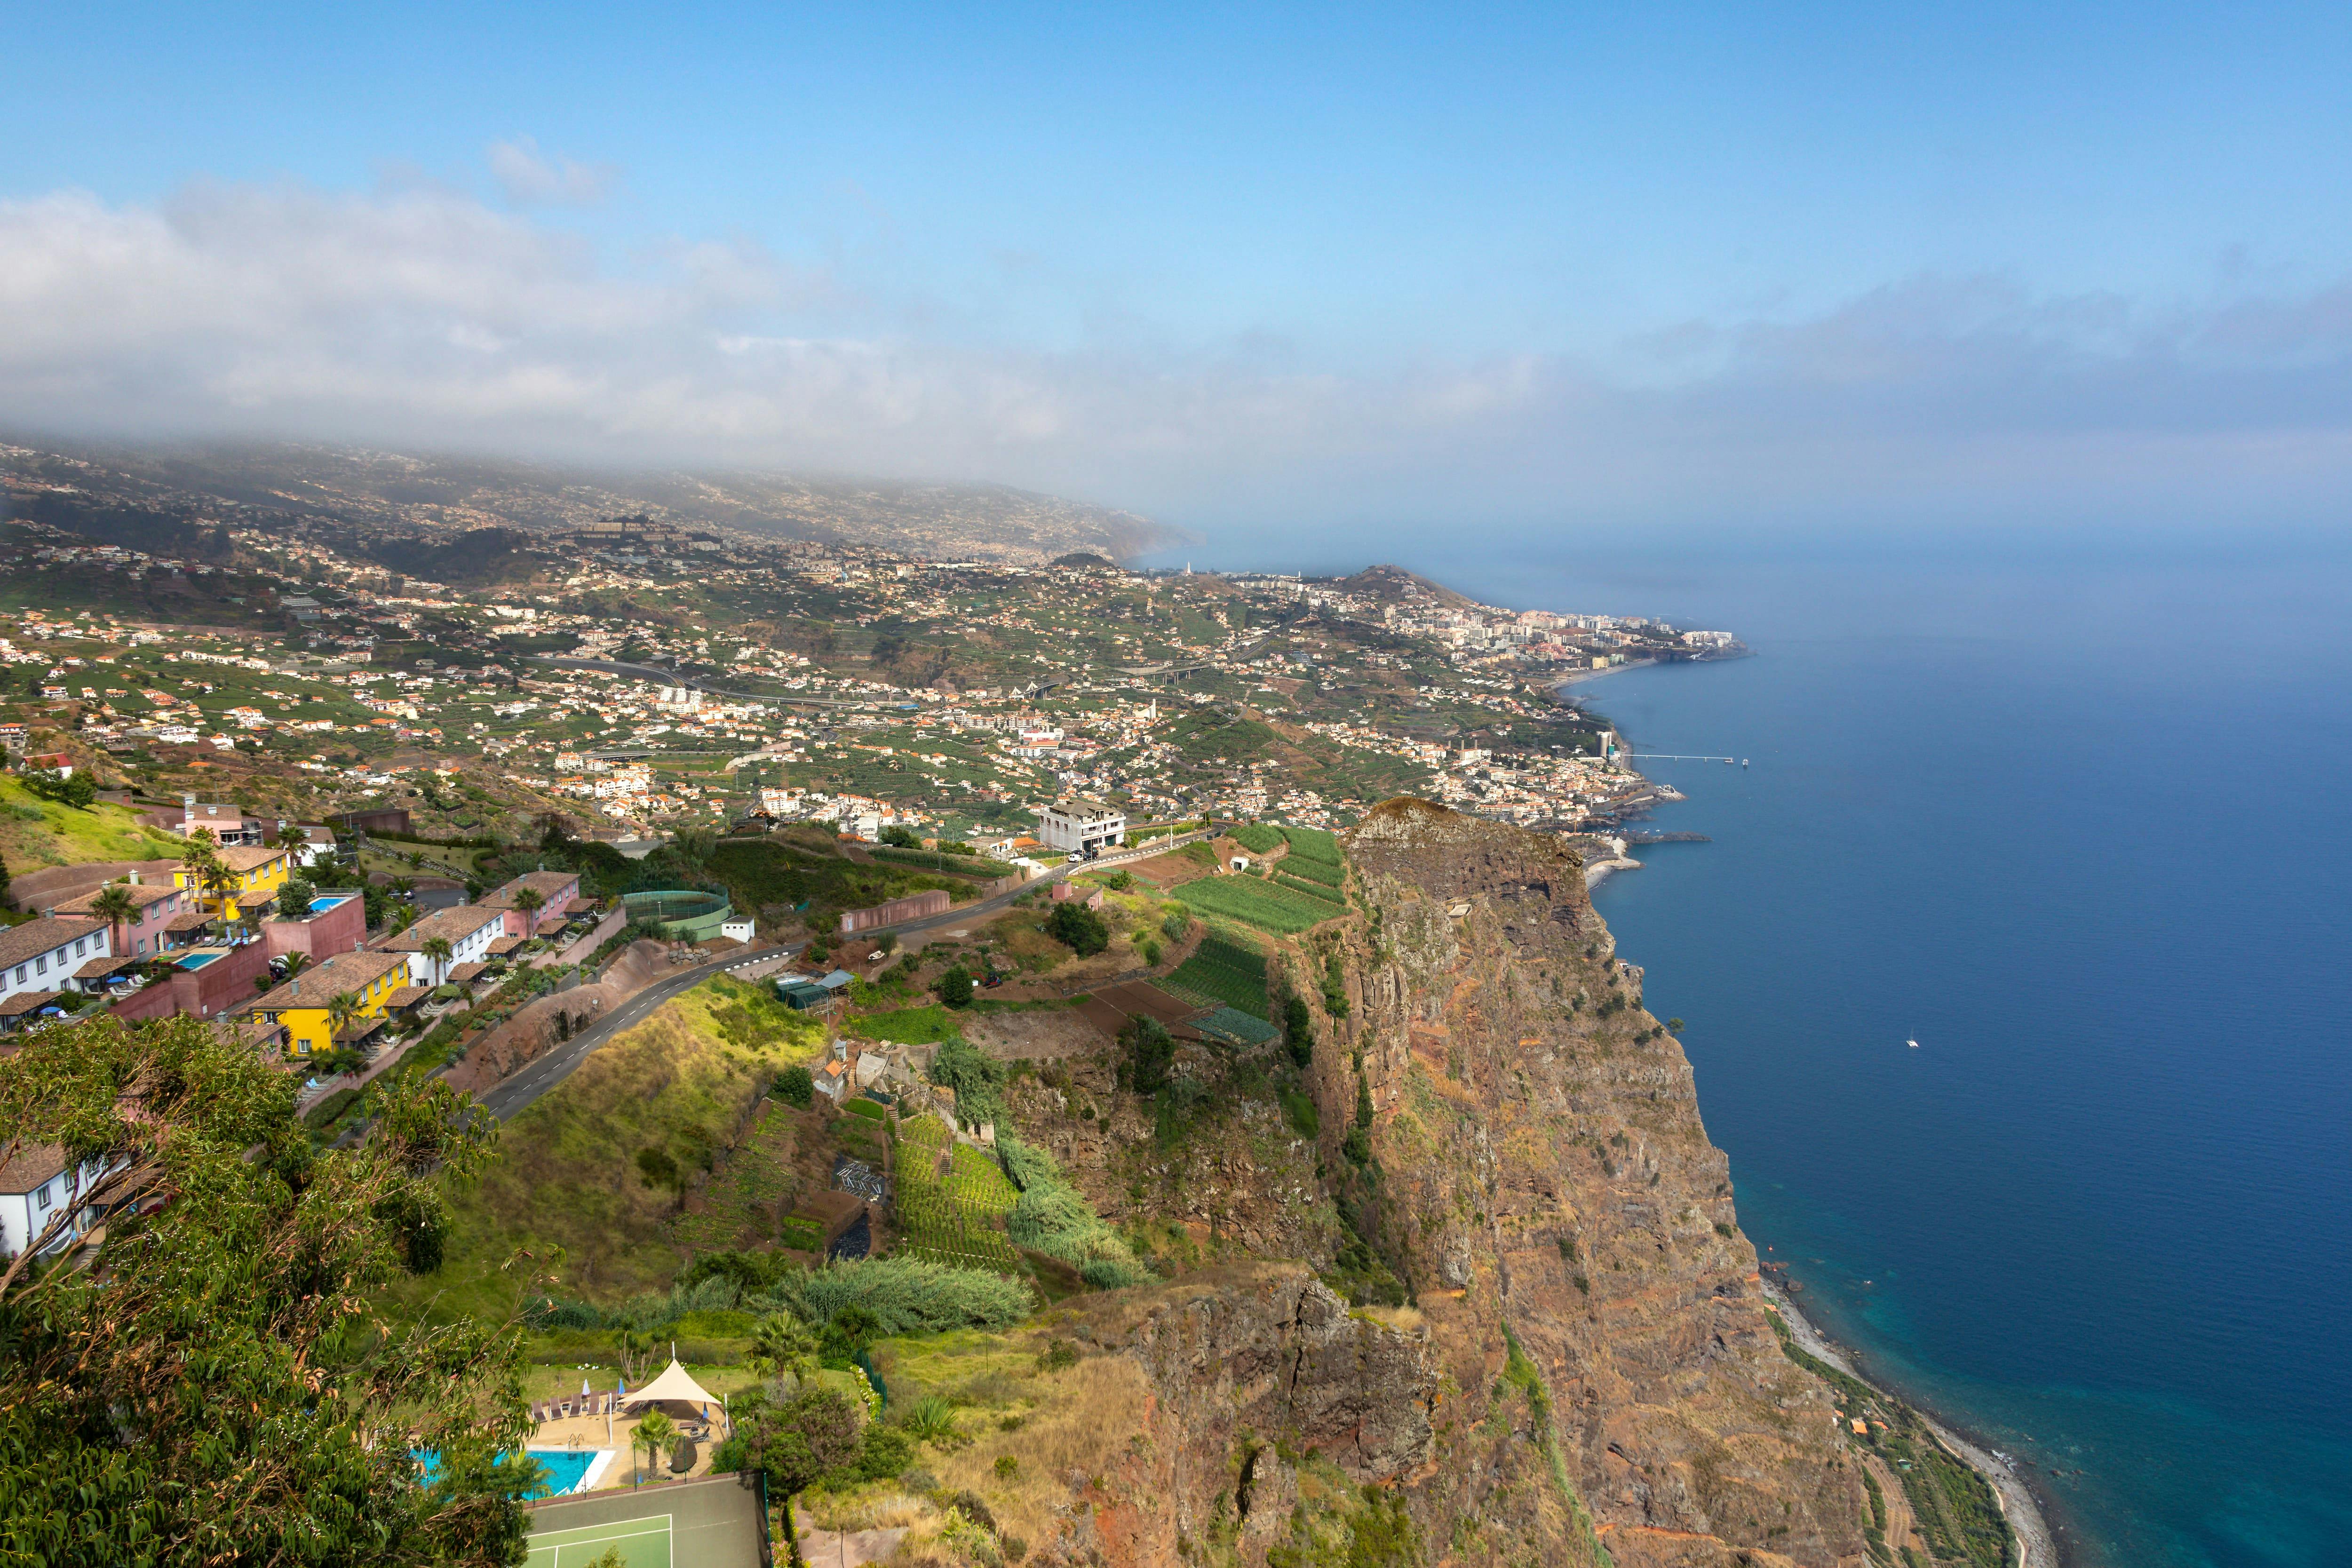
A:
[[1332, 797, 1867, 1567], [1002, 799, 1880, 1568]]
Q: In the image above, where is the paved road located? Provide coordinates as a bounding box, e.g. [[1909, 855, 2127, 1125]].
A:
[[475, 946, 797, 1122], [471, 827, 1217, 1124]]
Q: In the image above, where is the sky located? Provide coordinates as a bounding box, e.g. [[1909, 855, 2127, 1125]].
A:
[[3, 2, 2351, 555]]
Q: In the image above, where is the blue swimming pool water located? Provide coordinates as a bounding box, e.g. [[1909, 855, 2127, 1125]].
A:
[[310, 896, 350, 913], [174, 951, 219, 970], [413, 1448, 600, 1498]]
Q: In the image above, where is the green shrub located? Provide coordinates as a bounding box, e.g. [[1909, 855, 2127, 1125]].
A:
[[938, 963, 974, 1008], [1045, 900, 1109, 955], [927, 1036, 1006, 1126], [779, 1256, 1032, 1336], [775, 1065, 816, 1109]]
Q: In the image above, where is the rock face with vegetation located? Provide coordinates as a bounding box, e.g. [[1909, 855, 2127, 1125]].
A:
[[1005, 799, 1875, 1568]]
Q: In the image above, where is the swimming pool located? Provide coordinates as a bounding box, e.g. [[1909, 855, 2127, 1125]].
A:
[[174, 951, 221, 971], [309, 895, 352, 915], [413, 1448, 610, 1498]]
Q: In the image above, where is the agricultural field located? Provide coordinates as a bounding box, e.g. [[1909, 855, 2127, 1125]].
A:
[[1176, 872, 1344, 935], [892, 1114, 1020, 1274], [1276, 824, 1344, 865], [1229, 822, 1286, 854], [1274, 874, 1345, 905], [1163, 929, 1270, 1019]]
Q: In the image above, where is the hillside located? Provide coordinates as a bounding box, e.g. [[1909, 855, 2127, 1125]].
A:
[[392, 974, 830, 1320], [0, 439, 1191, 567]]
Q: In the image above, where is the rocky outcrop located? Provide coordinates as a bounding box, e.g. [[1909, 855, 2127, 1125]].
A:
[[1017, 799, 1871, 1567]]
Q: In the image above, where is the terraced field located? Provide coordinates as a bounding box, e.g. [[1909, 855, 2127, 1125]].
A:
[[892, 1114, 1020, 1273], [1163, 930, 1270, 1019], [1176, 873, 1342, 934]]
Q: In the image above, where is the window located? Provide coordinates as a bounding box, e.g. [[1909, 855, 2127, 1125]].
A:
[[73, 937, 86, 958], [35, 1182, 52, 1211], [34, 955, 46, 974], [11, 966, 22, 984]]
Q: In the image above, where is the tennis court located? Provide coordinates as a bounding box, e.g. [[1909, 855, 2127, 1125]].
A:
[[521, 1474, 769, 1568], [524, 1512, 672, 1568]]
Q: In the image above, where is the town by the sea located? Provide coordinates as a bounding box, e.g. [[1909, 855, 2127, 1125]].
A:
[[1414, 535, 2352, 1568]]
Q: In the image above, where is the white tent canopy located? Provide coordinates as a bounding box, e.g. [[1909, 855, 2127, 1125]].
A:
[[621, 1359, 721, 1415]]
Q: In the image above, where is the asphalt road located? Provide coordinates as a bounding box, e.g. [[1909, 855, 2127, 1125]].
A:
[[471, 828, 1214, 1124]]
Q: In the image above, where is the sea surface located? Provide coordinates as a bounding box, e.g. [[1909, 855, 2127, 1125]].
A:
[[1421, 540, 2352, 1568]]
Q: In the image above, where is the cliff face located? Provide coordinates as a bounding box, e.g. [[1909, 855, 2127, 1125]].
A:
[[1024, 801, 1868, 1568], [1334, 799, 1866, 1567]]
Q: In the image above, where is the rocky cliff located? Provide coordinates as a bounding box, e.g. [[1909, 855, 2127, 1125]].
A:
[[1016, 800, 1871, 1568]]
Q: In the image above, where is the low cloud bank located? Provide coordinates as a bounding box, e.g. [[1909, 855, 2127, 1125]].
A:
[[3, 178, 2349, 532]]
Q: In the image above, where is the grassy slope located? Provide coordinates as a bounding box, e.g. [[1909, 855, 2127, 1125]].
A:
[[0, 776, 186, 875], [392, 974, 829, 1322]]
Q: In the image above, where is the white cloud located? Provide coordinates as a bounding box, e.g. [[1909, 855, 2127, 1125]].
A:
[[0, 178, 2349, 533], [486, 137, 620, 207]]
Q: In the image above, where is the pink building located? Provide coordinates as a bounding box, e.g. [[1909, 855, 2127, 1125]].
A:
[[109, 940, 272, 1025], [263, 891, 368, 963], [480, 870, 586, 938]]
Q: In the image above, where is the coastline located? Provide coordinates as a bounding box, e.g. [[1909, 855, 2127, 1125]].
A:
[[1760, 1277, 2061, 1568]]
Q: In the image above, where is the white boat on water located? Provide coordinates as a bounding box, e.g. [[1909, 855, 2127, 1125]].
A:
[[1907, 1037, 1921, 1049]]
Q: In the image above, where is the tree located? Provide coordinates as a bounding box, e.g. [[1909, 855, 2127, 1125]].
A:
[[326, 989, 363, 1052], [421, 935, 455, 987], [1283, 995, 1314, 1069], [0, 1013, 534, 1564], [630, 1409, 676, 1485], [749, 1313, 818, 1382], [278, 874, 318, 915], [926, 1037, 1006, 1127], [1046, 900, 1109, 956], [1119, 1017, 1176, 1097], [23, 765, 95, 809], [87, 883, 139, 962], [510, 885, 546, 931], [937, 963, 974, 1009], [718, 1386, 862, 1558], [180, 831, 230, 915], [617, 1328, 656, 1384]]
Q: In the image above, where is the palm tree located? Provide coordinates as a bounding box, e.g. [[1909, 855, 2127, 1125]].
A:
[[325, 989, 362, 1052], [420, 935, 453, 987], [630, 1408, 676, 1484], [87, 883, 139, 961], [511, 885, 547, 931]]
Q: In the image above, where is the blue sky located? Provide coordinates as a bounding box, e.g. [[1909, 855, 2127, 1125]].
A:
[[4, 2, 2350, 549]]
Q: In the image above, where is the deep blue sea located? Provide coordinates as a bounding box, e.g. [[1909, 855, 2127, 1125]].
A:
[[1418, 541, 2352, 1567]]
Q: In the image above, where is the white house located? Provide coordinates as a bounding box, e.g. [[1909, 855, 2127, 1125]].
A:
[[1037, 796, 1126, 856], [377, 904, 507, 985], [0, 916, 111, 1005], [0, 1143, 127, 1262]]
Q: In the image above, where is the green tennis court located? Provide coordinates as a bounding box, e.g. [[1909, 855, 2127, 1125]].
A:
[[523, 1512, 672, 1568]]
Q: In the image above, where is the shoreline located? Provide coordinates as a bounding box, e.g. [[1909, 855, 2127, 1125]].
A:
[[1760, 1278, 2061, 1568]]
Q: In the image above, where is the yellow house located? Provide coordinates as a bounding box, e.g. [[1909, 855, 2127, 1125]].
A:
[[175, 843, 292, 923], [249, 950, 410, 1058]]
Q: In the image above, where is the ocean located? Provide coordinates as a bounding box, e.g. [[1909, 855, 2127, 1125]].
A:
[[1425, 540, 2352, 1567]]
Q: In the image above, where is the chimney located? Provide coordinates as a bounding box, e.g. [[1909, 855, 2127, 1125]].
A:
[[128, 870, 140, 885], [291, 978, 300, 997]]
